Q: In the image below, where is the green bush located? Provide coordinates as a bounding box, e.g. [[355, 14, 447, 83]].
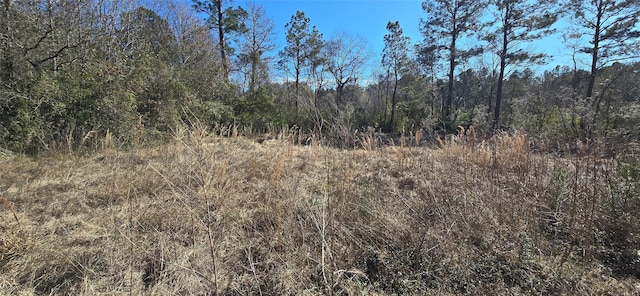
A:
[[183, 98, 234, 127], [233, 87, 283, 129]]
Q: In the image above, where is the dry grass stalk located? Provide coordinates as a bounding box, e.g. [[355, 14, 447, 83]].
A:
[[0, 128, 637, 295], [0, 196, 30, 265]]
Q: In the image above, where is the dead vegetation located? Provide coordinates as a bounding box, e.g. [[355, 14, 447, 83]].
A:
[[0, 127, 639, 295]]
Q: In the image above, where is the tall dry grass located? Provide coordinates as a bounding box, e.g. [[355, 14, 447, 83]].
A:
[[0, 126, 638, 295]]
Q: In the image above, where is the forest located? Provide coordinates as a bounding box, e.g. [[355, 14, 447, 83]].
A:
[[0, 0, 638, 153], [2, 1, 640, 294]]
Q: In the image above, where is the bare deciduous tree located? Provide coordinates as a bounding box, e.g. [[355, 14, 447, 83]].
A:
[[325, 32, 369, 112]]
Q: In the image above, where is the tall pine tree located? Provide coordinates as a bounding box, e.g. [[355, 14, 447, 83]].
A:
[[382, 21, 411, 131], [565, 0, 640, 131], [279, 11, 323, 115], [420, 0, 486, 131], [193, 0, 247, 81], [485, 0, 558, 129]]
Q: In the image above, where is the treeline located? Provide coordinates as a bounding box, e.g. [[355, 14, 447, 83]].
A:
[[1, 0, 639, 153]]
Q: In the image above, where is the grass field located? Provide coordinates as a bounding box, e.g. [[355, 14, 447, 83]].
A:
[[1, 128, 639, 295]]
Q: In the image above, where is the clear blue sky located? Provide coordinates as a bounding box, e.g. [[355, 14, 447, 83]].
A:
[[236, 0, 425, 72], [233, 0, 569, 76]]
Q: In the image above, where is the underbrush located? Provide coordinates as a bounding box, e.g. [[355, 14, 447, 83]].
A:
[[0, 128, 639, 295]]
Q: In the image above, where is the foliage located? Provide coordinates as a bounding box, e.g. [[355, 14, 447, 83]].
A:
[[565, 0, 640, 99], [395, 99, 429, 131], [183, 98, 234, 127], [0, 1, 238, 153], [279, 10, 325, 121], [193, 0, 248, 79], [484, 0, 559, 129], [232, 87, 282, 129], [382, 21, 411, 132], [419, 0, 486, 131], [1, 0, 640, 292], [0, 0, 638, 155], [237, 3, 276, 92]]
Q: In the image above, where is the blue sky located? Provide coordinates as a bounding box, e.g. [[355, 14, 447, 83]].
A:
[[232, 0, 570, 77], [235, 0, 425, 75], [236, 0, 423, 52]]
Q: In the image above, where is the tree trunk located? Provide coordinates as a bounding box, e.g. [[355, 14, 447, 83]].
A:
[[249, 51, 258, 92], [383, 71, 390, 126], [445, 29, 457, 131], [216, 0, 229, 80], [586, 7, 604, 137], [388, 70, 399, 131], [494, 15, 509, 130], [586, 8, 602, 100], [336, 83, 343, 109], [487, 70, 495, 115], [1, 0, 12, 83], [294, 63, 300, 115]]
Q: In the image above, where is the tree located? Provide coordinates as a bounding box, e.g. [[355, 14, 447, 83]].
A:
[[120, 7, 179, 65], [325, 32, 369, 112], [193, 0, 247, 81], [305, 24, 326, 105], [455, 67, 496, 125], [420, 0, 486, 131], [0, 0, 96, 76], [301, 27, 326, 133], [414, 42, 443, 122], [120, 7, 183, 132], [279, 10, 324, 114], [0, 0, 103, 151], [1, 0, 13, 83], [238, 2, 276, 92], [485, 0, 558, 129], [164, 0, 227, 101], [565, 0, 640, 128], [381, 21, 411, 131]]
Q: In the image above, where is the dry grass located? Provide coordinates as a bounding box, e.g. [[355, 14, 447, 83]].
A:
[[0, 128, 639, 295]]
